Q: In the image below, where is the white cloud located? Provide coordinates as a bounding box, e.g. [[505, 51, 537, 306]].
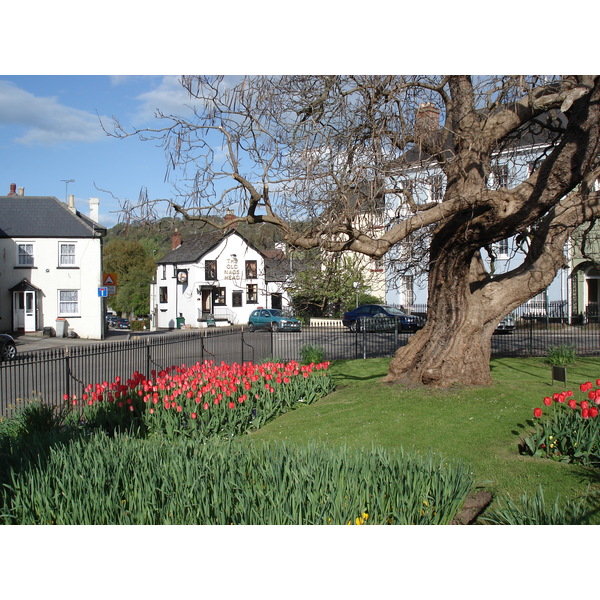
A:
[[0, 80, 107, 146], [132, 76, 198, 124]]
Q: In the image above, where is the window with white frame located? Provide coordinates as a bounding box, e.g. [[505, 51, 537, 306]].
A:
[[493, 238, 510, 258], [59, 242, 76, 266], [430, 174, 444, 201], [17, 243, 34, 266], [58, 290, 79, 316], [491, 164, 509, 189]]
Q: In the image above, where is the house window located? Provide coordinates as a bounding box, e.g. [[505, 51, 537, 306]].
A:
[[232, 291, 243, 307], [213, 287, 226, 306], [430, 174, 444, 201], [59, 242, 76, 267], [159, 287, 168, 303], [271, 293, 282, 309], [17, 243, 34, 266], [246, 284, 258, 304], [58, 290, 79, 316], [491, 164, 509, 189], [245, 260, 258, 279], [494, 239, 509, 258], [161, 265, 166, 280], [205, 259, 217, 280]]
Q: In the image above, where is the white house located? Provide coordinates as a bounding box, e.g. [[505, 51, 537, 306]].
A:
[[384, 105, 572, 318], [0, 185, 107, 339], [151, 228, 294, 329]]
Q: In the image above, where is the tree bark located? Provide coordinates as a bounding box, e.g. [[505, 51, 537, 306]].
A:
[[384, 241, 499, 387]]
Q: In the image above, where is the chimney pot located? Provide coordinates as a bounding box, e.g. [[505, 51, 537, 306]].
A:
[[7, 183, 17, 196], [17, 187, 24, 196], [68, 194, 76, 213], [172, 230, 182, 250]]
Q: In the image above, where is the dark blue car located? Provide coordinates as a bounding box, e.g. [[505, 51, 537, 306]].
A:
[[342, 305, 425, 332]]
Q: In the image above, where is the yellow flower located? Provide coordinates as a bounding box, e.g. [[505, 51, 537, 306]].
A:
[[362, 512, 369, 521]]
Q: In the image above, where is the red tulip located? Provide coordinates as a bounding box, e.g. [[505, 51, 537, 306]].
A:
[[589, 407, 599, 418], [533, 408, 542, 418], [581, 400, 589, 409], [190, 413, 197, 419], [568, 399, 577, 410], [543, 397, 552, 406], [582, 408, 590, 419]]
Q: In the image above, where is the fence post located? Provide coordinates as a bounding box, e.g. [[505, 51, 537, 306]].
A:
[[363, 325, 367, 360], [146, 339, 151, 378], [64, 347, 70, 400]]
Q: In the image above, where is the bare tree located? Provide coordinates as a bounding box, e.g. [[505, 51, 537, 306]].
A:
[[107, 75, 600, 387]]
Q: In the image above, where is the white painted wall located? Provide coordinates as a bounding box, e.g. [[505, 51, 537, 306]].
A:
[[0, 236, 105, 338], [154, 232, 292, 329]]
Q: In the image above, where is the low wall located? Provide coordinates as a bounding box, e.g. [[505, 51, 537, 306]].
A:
[[309, 318, 343, 327]]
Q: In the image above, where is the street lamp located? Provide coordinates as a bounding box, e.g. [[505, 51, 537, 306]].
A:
[[353, 281, 359, 308], [61, 179, 75, 201]]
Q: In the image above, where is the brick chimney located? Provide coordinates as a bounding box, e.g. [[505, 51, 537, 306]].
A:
[[224, 209, 237, 230], [7, 183, 17, 196], [172, 229, 182, 250], [415, 102, 440, 141]]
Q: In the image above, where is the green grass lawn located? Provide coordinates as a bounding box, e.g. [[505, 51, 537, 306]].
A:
[[247, 356, 600, 519]]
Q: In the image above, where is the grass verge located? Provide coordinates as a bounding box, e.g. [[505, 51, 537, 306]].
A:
[[246, 356, 600, 521]]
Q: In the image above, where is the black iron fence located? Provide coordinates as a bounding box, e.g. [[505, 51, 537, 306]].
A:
[[1, 318, 599, 417]]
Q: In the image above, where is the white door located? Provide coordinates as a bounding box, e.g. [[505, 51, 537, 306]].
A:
[[12, 291, 36, 332], [24, 291, 36, 332]]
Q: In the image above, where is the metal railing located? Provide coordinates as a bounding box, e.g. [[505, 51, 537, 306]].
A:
[[1, 317, 599, 417]]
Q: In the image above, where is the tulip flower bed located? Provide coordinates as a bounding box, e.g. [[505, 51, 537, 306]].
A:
[[0, 434, 474, 525], [522, 380, 600, 467], [68, 360, 335, 440]]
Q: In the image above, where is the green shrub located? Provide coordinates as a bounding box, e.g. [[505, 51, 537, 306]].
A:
[[545, 344, 577, 366], [299, 344, 326, 365], [482, 486, 592, 525], [130, 319, 150, 331], [0, 435, 474, 525]]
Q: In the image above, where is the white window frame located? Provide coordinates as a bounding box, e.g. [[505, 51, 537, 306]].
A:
[[58, 241, 77, 267], [494, 239, 510, 259], [58, 290, 80, 316], [17, 242, 35, 266]]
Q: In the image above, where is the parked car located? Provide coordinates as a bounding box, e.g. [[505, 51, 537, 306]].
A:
[[494, 315, 516, 334], [342, 305, 425, 332], [247, 309, 302, 332], [0, 334, 17, 361], [106, 316, 119, 328], [117, 318, 130, 329]]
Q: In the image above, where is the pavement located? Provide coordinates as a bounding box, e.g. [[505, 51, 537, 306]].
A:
[[8, 328, 171, 354]]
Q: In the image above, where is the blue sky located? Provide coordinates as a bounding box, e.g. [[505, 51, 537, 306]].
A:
[[0, 75, 199, 228]]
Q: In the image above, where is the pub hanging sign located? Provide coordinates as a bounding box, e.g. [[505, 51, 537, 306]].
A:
[[177, 269, 188, 285]]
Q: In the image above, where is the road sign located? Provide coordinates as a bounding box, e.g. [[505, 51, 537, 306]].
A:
[[98, 287, 108, 297], [103, 273, 118, 296]]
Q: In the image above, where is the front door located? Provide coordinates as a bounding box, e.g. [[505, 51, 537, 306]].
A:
[[201, 289, 212, 317], [12, 290, 36, 332]]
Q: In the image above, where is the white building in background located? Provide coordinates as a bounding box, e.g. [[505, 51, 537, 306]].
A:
[[0, 184, 107, 339], [151, 228, 295, 329], [384, 105, 572, 319]]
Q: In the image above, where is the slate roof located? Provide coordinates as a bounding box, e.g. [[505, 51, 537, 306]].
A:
[[0, 196, 106, 238], [157, 228, 300, 282], [156, 229, 227, 264]]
